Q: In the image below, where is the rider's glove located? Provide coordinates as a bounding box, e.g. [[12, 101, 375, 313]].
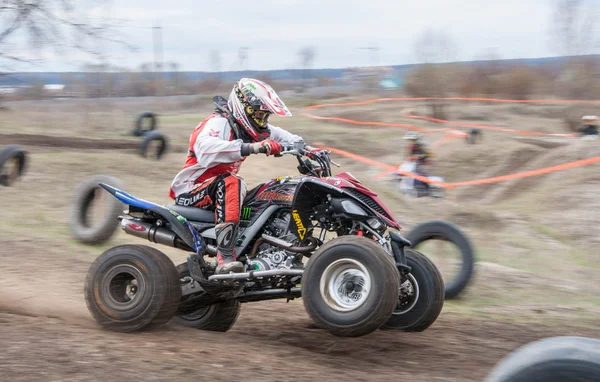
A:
[[241, 140, 282, 157]]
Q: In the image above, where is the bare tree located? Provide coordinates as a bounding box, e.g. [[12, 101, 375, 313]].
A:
[[168, 61, 180, 96], [407, 28, 459, 118], [209, 49, 221, 73], [551, 0, 598, 57], [0, 1, 129, 69], [414, 28, 458, 64], [299, 46, 315, 69], [551, 0, 600, 99], [298, 46, 316, 92]]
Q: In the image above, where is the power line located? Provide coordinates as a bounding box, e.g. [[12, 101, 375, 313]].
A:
[[152, 22, 163, 96]]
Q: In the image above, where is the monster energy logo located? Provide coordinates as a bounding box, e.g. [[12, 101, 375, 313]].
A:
[[241, 207, 252, 220]]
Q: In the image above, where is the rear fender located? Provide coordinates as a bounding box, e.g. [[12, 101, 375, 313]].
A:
[[99, 183, 202, 251]]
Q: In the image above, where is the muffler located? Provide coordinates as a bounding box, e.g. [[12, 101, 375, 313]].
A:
[[121, 219, 177, 247], [121, 218, 216, 255]]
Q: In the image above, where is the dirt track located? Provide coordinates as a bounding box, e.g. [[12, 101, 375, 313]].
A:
[[2, 98, 599, 381], [0, 240, 596, 382]]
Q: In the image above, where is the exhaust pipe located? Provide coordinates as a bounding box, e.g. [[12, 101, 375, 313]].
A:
[[208, 269, 303, 281], [121, 218, 217, 255], [121, 219, 178, 247], [261, 234, 318, 253]]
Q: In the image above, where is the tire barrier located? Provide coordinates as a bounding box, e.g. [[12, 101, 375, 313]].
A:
[[484, 336, 600, 382], [0, 144, 27, 187], [139, 131, 169, 160], [133, 111, 157, 137], [69, 174, 125, 245]]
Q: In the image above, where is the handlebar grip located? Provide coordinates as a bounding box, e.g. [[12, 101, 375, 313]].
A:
[[258, 145, 267, 154]]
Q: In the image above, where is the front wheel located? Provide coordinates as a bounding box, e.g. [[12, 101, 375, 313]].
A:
[[382, 248, 444, 332], [302, 236, 400, 337]]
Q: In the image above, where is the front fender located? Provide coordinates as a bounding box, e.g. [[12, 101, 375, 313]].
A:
[[287, 178, 346, 239]]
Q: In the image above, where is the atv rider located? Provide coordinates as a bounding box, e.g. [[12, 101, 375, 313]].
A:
[[401, 132, 434, 190], [170, 78, 317, 275], [580, 115, 599, 139]]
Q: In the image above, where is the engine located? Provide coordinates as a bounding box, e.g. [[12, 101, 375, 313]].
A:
[[247, 212, 302, 271], [247, 247, 295, 271]]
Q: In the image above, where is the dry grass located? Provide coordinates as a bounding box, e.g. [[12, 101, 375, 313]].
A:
[[2, 94, 600, 323]]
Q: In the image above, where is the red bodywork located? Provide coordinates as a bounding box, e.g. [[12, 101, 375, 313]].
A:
[[319, 172, 401, 230]]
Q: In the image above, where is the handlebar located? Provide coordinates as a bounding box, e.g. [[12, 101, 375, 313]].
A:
[[258, 142, 340, 177]]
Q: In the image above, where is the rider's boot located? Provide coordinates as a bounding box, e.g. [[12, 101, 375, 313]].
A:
[[214, 222, 244, 274]]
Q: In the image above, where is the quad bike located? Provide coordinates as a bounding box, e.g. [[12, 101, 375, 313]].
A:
[[392, 160, 445, 198], [85, 130, 444, 339]]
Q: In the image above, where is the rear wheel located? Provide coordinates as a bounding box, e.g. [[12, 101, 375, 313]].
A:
[[302, 236, 399, 337], [171, 263, 241, 332], [84, 245, 181, 332], [382, 249, 444, 332]]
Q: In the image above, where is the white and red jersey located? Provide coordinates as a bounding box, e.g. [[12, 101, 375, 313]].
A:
[[169, 113, 303, 199]]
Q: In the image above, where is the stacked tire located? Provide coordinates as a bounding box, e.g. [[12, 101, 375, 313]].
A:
[[134, 112, 169, 160], [0, 145, 27, 187], [69, 174, 124, 245], [485, 336, 600, 382], [406, 221, 475, 300]]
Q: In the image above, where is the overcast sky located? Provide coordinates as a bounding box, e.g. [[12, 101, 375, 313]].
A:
[[10, 0, 600, 72]]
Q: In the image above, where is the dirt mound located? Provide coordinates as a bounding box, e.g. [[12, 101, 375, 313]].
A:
[[453, 145, 545, 202], [513, 136, 571, 149], [449, 209, 505, 230]]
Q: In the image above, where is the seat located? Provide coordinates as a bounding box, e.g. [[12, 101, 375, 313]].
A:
[[167, 205, 216, 223]]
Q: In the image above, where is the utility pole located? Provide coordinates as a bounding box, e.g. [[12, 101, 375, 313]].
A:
[[360, 44, 379, 67], [239, 47, 249, 71], [152, 22, 164, 97]]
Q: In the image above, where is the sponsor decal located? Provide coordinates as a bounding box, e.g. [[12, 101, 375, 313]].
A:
[[216, 182, 225, 222], [292, 209, 306, 240], [242, 82, 256, 94], [257, 191, 293, 202], [127, 223, 146, 232], [241, 207, 252, 220]]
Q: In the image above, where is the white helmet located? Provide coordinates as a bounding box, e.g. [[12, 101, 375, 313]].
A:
[[403, 131, 421, 141], [227, 78, 292, 141], [582, 115, 599, 126]]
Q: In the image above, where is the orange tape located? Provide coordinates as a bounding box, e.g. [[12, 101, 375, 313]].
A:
[[307, 96, 600, 188], [403, 113, 578, 138], [318, 142, 600, 188], [305, 97, 585, 138], [302, 112, 429, 132], [306, 97, 600, 110], [447, 156, 600, 187]]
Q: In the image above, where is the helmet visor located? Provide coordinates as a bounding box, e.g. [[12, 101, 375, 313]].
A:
[[246, 107, 271, 129]]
